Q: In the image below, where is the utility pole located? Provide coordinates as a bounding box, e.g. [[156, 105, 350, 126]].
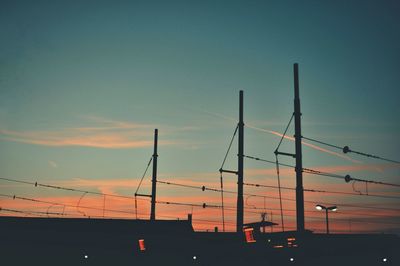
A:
[[150, 129, 158, 221], [293, 63, 305, 231], [237, 90, 244, 233]]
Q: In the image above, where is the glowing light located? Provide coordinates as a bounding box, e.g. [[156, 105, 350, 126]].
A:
[[244, 228, 256, 243], [290, 257, 294, 262], [273, 245, 284, 248], [316, 205, 323, 211], [138, 239, 146, 251], [383, 258, 387, 262], [84, 255, 88, 259], [193, 256, 197, 260]]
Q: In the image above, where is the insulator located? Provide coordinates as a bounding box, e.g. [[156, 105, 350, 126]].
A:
[[345, 174, 352, 183], [343, 146, 350, 154]]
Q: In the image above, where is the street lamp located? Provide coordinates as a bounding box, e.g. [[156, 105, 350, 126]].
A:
[[315, 204, 337, 234]]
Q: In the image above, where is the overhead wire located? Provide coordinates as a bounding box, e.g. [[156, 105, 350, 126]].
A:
[[243, 182, 400, 200], [1, 176, 399, 231], [0, 193, 140, 217], [302, 136, 400, 164], [272, 114, 294, 232], [242, 155, 400, 187], [0, 207, 54, 217], [2, 176, 399, 214], [156, 179, 400, 212], [218, 124, 238, 232], [0, 177, 147, 201], [2, 193, 399, 230], [134, 156, 153, 219]]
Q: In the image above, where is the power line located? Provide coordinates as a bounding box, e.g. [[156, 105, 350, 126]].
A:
[[0, 177, 146, 201], [220, 125, 239, 171], [274, 114, 294, 153], [0, 193, 140, 216], [270, 114, 294, 232], [243, 155, 400, 188], [218, 124, 238, 232], [3, 197, 398, 228], [0, 207, 65, 217], [156, 200, 221, 209], [157, 180, 284, 201], [243, 182, 400, 200], [302, 136, 400, 164], [2, 177, 400, 219], [156, 179, 400, 212], [157, 180, 262, 198], [134, 156, 153, 219], [134, 157, 153, 195]]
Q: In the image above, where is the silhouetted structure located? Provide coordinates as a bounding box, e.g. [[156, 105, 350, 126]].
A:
[[237, 90, 244, 233], [0, 216, 398, 266], [150, 128, 158, 220], [293, 63, 305, 231]]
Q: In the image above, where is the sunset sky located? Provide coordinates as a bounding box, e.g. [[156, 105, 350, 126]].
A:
[[1, 0, 399, 233]]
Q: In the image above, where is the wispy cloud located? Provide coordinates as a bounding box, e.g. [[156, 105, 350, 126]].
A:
[[0, 116, 181, 149], [48, 160, 58, 168]]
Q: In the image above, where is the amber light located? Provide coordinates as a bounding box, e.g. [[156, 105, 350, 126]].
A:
[[287, 236, 298, 248], [244, 228, 256, 243], [138, 239, 146, 251]]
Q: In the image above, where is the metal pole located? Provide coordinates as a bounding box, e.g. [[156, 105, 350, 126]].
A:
[[326, 209, 330, 234], [237, 90, 244, 233], [150, 129, 158, 221], [293, 63, 305, 231]]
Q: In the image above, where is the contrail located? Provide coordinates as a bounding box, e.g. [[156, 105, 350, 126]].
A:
[[196, 109, 237, 122], [246, 124, 362, 164], [197, 109, 361, 164]]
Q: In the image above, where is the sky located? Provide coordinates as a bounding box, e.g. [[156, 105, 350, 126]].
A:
[[1, 0, 400, 233]]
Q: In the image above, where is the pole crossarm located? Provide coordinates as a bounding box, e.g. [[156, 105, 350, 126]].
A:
[[219, 169, 239, 175], [134, 193, 152, 198], [274, 151, 296, 158]]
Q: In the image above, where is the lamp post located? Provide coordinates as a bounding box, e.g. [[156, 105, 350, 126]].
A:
[[315, 204, 337, 234]]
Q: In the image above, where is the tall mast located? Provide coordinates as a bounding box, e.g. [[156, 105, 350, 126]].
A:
[[150, 129, 158, 221], [293, 63, 305, 231], [237, 90, 244, 232]]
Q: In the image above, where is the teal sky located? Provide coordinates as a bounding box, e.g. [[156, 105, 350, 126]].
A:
[[1, 0, 399, 232]]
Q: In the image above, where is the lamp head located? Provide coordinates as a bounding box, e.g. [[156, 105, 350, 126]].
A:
[[329, 206, 337, 212]]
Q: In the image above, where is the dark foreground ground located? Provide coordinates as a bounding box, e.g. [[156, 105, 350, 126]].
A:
[[1, 217, 398, 265]]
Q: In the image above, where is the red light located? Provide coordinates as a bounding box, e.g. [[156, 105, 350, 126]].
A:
[[138, 239, 146, 251], [244, 228, 256, 243]]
